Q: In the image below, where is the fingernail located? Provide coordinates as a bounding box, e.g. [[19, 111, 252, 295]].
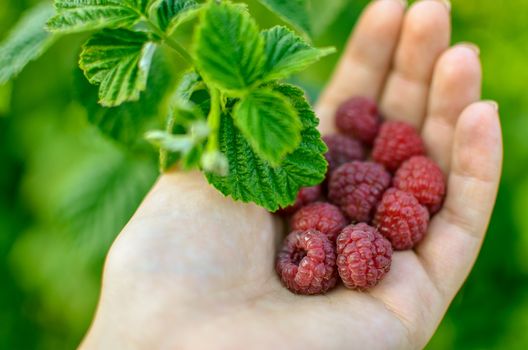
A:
[[483, 100, 499, 112], [457, 42, 480, 56], [421, 0, 451, 12]]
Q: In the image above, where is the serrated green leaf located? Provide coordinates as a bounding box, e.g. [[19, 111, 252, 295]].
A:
[[153, 0, 199, 32], [257, 0, 311, 37], [233, 88, 301, 165], [174, 70, 206, 101], [76, 48, 173, 145], [174, 71, 210, 116], [172, 100, 205, 125], [47, 0, 146, 33], [80, 28, 155, 107], [160, 71, 210, 171], [206, 83, 327, 211], [0, 3, 57, 84], [261, 26, 335, 81], [194, 1, 265, 92]]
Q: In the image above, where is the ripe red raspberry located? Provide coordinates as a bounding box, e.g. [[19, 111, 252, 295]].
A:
[[323, 134, 365, 175], [328, 161, 391, 222], [372, 121, 425, 172], [335, 97, 381, 145], [275, 185, 322, 215], [291, 202, 348, 241], [276, 230, 337, 295], [336, 223, 392, 290], [373, 188, 430, 250], [394, 156, 446, 214]]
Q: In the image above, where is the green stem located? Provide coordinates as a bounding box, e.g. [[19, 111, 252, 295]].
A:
[[144, 18, 193, 64], [206, 87, 221, 152]]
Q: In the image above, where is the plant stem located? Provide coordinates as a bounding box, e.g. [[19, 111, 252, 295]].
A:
[[206, 87, 221, 152], [161, 34, 193, 64], [144, 18, 193, 64]]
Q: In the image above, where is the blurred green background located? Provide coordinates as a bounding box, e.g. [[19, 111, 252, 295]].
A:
[[1, 0, 527, 349]]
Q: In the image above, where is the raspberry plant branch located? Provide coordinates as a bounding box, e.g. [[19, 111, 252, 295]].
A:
[[206, 87, 221, 153], [143, 15, 193, 64], [0, 0, 335, 211]]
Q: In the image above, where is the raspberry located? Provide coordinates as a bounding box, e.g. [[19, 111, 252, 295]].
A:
[[291, 202, 348, 241], [335, 97, 381, 145], [373, 188, 430, 250], [336, 223, 392, 290], [372, 121, 425, 172], [276, 230, 337, 295], [275, 185, 322, 215], [328, 161, 391, 222], [323, 134, 365, 175], [394, 156, 446, 214]]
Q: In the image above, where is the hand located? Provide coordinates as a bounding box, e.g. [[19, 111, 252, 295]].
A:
[[81, 1, 502, 349]]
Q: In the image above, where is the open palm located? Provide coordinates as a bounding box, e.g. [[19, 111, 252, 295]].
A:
[[82, 1, 502, 349]]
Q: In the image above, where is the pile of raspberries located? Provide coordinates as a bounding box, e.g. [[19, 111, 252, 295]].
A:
[[275, 97, 446, 295]]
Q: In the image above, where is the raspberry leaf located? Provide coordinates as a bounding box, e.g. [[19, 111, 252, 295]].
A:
[[80, 29, 156, 107], [76, 50, 174, 147], [261, 26, 335, 81], [206, 83, 327, 211], [152, 0, 200, 33], [194, 1, 265, 93], [0, 3, 57, 84], [47, 0, 147, 33], [157, 71, 210, 171], [256, 0, 312, 37], [233, 88, 301, 166]]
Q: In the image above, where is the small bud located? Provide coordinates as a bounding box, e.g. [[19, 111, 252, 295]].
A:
[[201, 151, 229, 176], [145, 130, 193, 153], [190, 121, 210, 140]]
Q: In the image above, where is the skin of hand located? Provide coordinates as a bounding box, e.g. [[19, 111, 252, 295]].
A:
[[81, 0, 503, 349]]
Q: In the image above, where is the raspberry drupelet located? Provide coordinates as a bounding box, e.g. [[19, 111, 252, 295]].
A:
[[394, 156, 446, 214], [276, 230, 337, 295], [372, 121, 425, 172], [291, 202, 348, 241], [335, 97, 381, 145], [328, 161, 391, 222], [323, 134, 365, 175], [336, 223, 392, 290], [373, 188, 430, 250]]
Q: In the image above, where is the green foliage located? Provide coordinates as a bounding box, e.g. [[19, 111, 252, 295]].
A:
[[168, 1, 330, 207], [0, 3, 57, 84], [146, 102, 209, 169], [153, 0, 200, 32], [233, 88, 301, 165], [261, 26, 335, 81], [50, 152, 157, 244], [257, 0, 311, 36], [194, 1, 265, 92], [77, 50, 174, 146], [156, 70, 210, 171], [0, 83, 11, 115], [80, 29, 156, 106], [1, 0, 334, 211], [206, 84, 327, 211], [307, 0, 349, 37], [47, 0, 146, 33]]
